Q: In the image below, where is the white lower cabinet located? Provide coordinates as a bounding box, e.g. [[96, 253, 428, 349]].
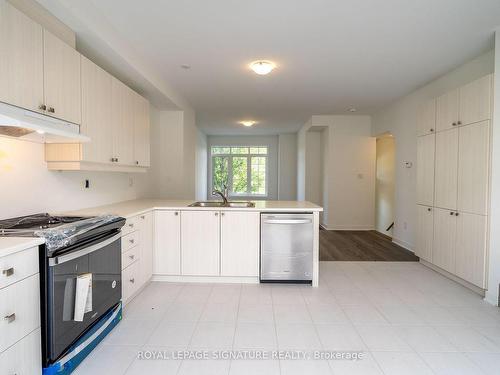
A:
[[432, 208, 457, 274], [416, 205, 433, 262], [181, 211, 220, 276], [221, 211, 260, 277], [122, 260, 141, 303], [138, 212, 153, 285], [0, 328, 41, 375], [153, 210, 181, 275]]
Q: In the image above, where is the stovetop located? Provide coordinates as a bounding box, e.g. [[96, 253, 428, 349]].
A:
[[0, 213, 93, 236]]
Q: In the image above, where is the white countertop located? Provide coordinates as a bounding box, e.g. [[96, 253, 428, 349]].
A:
[[0, 237, 44, 257], [64, 199, 323, 219]]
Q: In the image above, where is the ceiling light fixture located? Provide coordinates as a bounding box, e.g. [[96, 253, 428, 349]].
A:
[[348, 107, 357, 113], [239, 120, 257, 127], [36, 130, 45, 134], [250, 60, 276, 75]]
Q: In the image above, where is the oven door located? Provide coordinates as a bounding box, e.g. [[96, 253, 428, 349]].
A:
[[47, 232, 122, 363]]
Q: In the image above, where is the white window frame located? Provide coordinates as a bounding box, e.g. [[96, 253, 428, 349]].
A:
[[210, 146, 269, 198]]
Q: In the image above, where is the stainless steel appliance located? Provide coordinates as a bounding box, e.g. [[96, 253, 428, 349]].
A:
[[0, 213, 125, 368], [260, 213, 313, 282]]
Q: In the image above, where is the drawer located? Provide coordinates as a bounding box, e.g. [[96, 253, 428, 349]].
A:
[[0, 328, 41, 375], [122, 231, 140, 253], [0, 246, 39, 290], [0, 274, 41, 352], [122, 216, 140, 235], [122, 260, 140, 303], [122, 246, 140, 270]]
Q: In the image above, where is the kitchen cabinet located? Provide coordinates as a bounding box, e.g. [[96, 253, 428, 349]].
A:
[[417, 99, 436, 136], [43, 30, 81, 124], [80, 56, 113, 163], [432, 208, 457, 274], [138, 212, 153, 284], [416, 205, 433, 262], [436, 88, 459, 132], [154, 210, 181, 275], [457, 121, 490, 215], [455, 212, 487, 288], [0, 328, 41, 375], [0, 1, 44, 113], [181, 211, 220, 276], [434, 128, 458, 210], [416, 134, 435, 206], [459, 74, 492, 126], [220, 211, 260, 277], [111, 78, 135, 166], [133, 93, 151, 167]]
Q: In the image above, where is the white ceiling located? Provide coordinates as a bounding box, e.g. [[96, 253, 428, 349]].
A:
[[40, 0, 500, 134]]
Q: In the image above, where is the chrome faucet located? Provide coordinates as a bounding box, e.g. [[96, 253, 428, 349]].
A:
[[212, 184, 228, 205]]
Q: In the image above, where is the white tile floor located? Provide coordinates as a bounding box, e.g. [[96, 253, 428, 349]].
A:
[[73, 262, 500, 375]]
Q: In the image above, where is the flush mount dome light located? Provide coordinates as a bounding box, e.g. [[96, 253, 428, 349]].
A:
[[239, 120, 257, 127], [250, 60, 276, 75]]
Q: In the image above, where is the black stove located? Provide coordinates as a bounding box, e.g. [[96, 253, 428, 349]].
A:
[[0, 213, 91, 234]]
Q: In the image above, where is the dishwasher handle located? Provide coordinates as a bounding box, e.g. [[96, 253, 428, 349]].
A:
[[263, 219, 312, 225]]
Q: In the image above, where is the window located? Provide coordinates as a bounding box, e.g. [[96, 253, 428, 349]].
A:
[[211, 146, 268, 196]]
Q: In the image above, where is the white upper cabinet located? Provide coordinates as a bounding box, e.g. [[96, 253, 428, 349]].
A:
[[459, 74, 492, 126], [154, 210, 181, 275], [455, 212, 487, 288], [457, 121, 490, 215], [417, 99, 436, 136], [436, 88, 459, 132], [80, 56, 112, 163], [434, 128, 458, 210], [111, 78, 135, 165], [0, 1, 43, 112], [181, 211, 220, 276], [416, 134, 435, 206], [416, 205, 434, 262], [133, 92, 151, 167], [432, 207, 457, 274], [43, 30, 81, 124], [220, 211, 260, 277]]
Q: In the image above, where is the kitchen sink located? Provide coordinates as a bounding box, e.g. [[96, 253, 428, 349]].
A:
[[189, 201, 255, 208]]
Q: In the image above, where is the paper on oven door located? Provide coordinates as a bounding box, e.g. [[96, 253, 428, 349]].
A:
[[74, 273, 93, 322]]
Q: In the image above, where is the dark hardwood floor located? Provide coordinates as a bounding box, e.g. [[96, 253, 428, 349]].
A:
[[320, 229, 419, 261]]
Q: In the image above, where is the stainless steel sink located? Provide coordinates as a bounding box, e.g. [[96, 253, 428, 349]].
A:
[[189, 201, 255, 208]]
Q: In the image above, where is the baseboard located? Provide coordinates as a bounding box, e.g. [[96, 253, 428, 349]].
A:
[[392, 237, 414, 252], [484, 291, 498, 306], [420, 259, 486, 296], [328, 225, 375, 230], [152, 275, 260, 284]]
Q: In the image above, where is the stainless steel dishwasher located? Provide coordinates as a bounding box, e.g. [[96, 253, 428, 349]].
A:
[[260, 213, 313, 283]]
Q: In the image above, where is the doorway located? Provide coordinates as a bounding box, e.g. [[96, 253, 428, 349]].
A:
[[375, 133, 395, 238]]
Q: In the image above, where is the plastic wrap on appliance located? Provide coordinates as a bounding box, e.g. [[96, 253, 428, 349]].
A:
[[34, 215, 121, 251]]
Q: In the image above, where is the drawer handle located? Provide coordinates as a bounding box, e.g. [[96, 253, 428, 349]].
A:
[[4, 313, 16, 323], [128, 223, 134, 228], [140, 215, 145, 219], [129, 239, 135, 244], [129, 255, 135, 260], [2, 267, 14, 277], [129, 278, 135, 284], [174, 212, 179, 216]]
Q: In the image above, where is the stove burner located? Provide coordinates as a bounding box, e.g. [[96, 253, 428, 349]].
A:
[[0, 213, 92, 233]]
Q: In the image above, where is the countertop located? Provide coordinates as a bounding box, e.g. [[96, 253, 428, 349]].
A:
[[64, 199, 323, 219], [0, 237, 45, 257]]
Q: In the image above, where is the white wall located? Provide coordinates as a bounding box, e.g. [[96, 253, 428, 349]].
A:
[[195, 129, 208, 200], [486, 33, 500, 306], [305, 131, 323, 206], [0, 137, 147, 220], [375, 136, 396, 236], [278, 133, 297, 200], [372, 50, 494, 250]]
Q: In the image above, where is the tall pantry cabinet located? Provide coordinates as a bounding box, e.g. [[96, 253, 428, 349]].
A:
[[416, 74, 492, 289]]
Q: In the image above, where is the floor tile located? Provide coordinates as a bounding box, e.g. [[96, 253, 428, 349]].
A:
[[233, 323, 277, 349], [280, 360, 332, 375], [355, 325, 412, 352], [200, 302, 239, 323], [378, 305, 426, 325], [273, 303, 312, 324], [102, 319, 158, 346], [73, 344, 139, 375], [189, 322, 235, 349], [466, 352, 500, 375], [410, 306, 464, 326], [420, 352, 485, 375], [229, 359, 280, 375], [434, 325, 500, 352], [343, 306, 389, 325], [329, 352, 383, 375], [124, 357, 181, 375], [393, 325, 458, 352], [162, 303, 205, 323], [275, 324, 322, 350], [316, 324, 366, 351], [307, 304, 350, 324], [372, 351, 434, 375], [237, 303, 274, 324], [178, 360, 230, 375], [147, 322, 196, 347]]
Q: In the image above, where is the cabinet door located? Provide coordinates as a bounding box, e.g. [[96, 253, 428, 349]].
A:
[[459, 74, 492, 126], [138, 211, 153, 283], [417, 99, 436, 136], [434, 128, 458, 210], [432, 208, 457, 273], [417, 134, 435, 206], [458, 121, 490, 215], [221, 211, 259, 277], [80, 56, 112, 163], [455, 212, 487, 288], [181, 211, 220, 276], [43, 30, 81, 124], [416, 205, 433, 262], [133, 93, 151, 167], [153, 210, 181, 275], [0, 1, 43, 112], [436, 89, 459, 132], [111, 78, 135, 165]]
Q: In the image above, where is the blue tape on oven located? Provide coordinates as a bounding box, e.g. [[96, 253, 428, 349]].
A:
[[43, 302, 123, 375]]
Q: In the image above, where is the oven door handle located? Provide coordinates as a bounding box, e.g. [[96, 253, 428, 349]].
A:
[[49, 233, 122, 266]]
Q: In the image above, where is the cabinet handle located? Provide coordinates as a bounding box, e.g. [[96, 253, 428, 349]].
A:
[[174, 212, 179, 216], [39, 104, 47, 111], [4, 313, 16, 323], [129, 239, 135, 244], [452, 122, 457, 126], [221, 212, 225, 216], [48, 107, 55, 113], [427, 208, 432, 212], [128, 223, 134, 228], [449, 211, 454, 215], [455, 212, 459, 216], [129, 255, 135, 260], [215, 212, 218, 216], [2, 267, 14, 277], [116, 157, 119, 162], [140, 215, 145, 219], [129, 278, 135, 284], [135, 161, 139, 165], [457, 121, 462, 125], [430, 128, 434, 132]]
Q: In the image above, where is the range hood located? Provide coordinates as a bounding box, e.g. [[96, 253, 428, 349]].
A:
[[0, 102, 90, 143]]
